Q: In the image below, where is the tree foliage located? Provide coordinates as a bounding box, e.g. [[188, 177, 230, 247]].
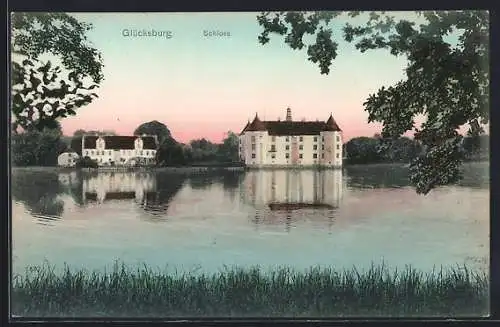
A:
[[134, 120, 172, 144], [146, 126, 240, 167], [73, 129, 116, 137], [11, 13, 104, 131], [11, 121, 68, 166], [189, 138, 219, 162], [345, 137, 385, 164], [345, 135, 486, 166], [75, 156, 99, 168], [346, 136, 423, 164], [217, 131, 239, 162], [257, 10, 489, 194]]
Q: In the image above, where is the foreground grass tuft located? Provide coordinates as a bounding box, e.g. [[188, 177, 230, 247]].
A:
[[12, 261, 489, 317]]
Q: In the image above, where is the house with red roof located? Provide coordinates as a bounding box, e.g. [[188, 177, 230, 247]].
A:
[[69, 134, 159, 167], [239, 107, 343, 168]]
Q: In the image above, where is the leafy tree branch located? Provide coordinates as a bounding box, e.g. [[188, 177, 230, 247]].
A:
[[257, 10, 489, 194]]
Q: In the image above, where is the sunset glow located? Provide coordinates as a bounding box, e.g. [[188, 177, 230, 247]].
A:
[[40, 12, 456, 143]]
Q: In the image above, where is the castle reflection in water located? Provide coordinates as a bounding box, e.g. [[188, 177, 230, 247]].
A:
[[241, 169, 344, 210], [19, 169, 345, 225], [238, 169, 344, 230]]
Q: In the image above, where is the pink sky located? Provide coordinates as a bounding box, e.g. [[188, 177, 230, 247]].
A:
[[41, 12, 477, 144]]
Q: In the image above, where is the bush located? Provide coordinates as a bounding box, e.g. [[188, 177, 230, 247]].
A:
[[75, 156, 98, 168]]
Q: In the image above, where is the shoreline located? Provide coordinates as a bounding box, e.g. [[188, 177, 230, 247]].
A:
[[11, 160, 488, 173]]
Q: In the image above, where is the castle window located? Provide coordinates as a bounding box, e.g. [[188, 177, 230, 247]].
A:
[[313, 153, 317, 159], [322, 145, 325, 150], [286, 137, 289, 142], [252, 153, 256, 158], [322, 136, 325, 142], [108, 151, 112, 155], [313, 144, 317, 150], [271, 136, 276, 142], [299, 154, 303, 159], [251, 136, 256, 142], [91, 150, 95, 155], [271, 154, 275, 159], [251, 144, 256, 150], [299, 145, 303, 150], [285, 145, 289, 150], [299, 136, 303, 142], [322, 153, 325, 159], [336, 153, 340, 158], [336, 135, 340, 142], [337, 144, 340, 149], [270, 145, 276, 152], [285, 153, 290, 159], [313, 136, 318, 142]]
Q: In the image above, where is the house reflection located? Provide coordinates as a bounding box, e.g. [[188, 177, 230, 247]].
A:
[[82, 172, 156, 203], [61, 171, 187, 217], [242, 169, 344, 229]]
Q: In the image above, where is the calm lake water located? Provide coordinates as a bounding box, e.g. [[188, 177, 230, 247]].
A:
[[11, 163, 489, 275]]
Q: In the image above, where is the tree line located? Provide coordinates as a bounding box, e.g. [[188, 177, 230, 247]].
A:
[[344, 134, 489, 165], [10, 120, 240, 167], [134, 120, 240, 167], [11, 120, 488, 168]]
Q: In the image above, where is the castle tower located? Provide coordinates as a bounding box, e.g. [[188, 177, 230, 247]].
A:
[[286, 107, 292, 122]]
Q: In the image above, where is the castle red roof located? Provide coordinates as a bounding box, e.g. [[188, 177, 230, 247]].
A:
[[263, 121, 328, 135], [241, 114, 341, 136], [239, 120, 250, 135], [246, 114, 267, 132], [325, 114, 342, 132]]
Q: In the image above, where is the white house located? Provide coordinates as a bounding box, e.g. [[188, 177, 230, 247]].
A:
[[70, 135, 159, 167], [239, 108, 343, 168], [57, 152, 79, 167]]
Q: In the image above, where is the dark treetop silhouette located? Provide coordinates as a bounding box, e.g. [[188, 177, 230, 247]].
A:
[[11, 13, 104, 132], [257, 11, 489, 194]]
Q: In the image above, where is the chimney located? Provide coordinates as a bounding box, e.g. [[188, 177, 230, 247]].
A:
[[286, 107, 292, 122]]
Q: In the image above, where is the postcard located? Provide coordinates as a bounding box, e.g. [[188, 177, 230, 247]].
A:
[[10, 11, 490, 318]]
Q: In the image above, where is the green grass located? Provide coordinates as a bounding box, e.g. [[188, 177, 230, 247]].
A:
[[11, 261, 489, 318]]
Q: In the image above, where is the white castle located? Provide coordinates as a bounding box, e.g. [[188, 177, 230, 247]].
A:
[[238, 108, 343, 168]]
